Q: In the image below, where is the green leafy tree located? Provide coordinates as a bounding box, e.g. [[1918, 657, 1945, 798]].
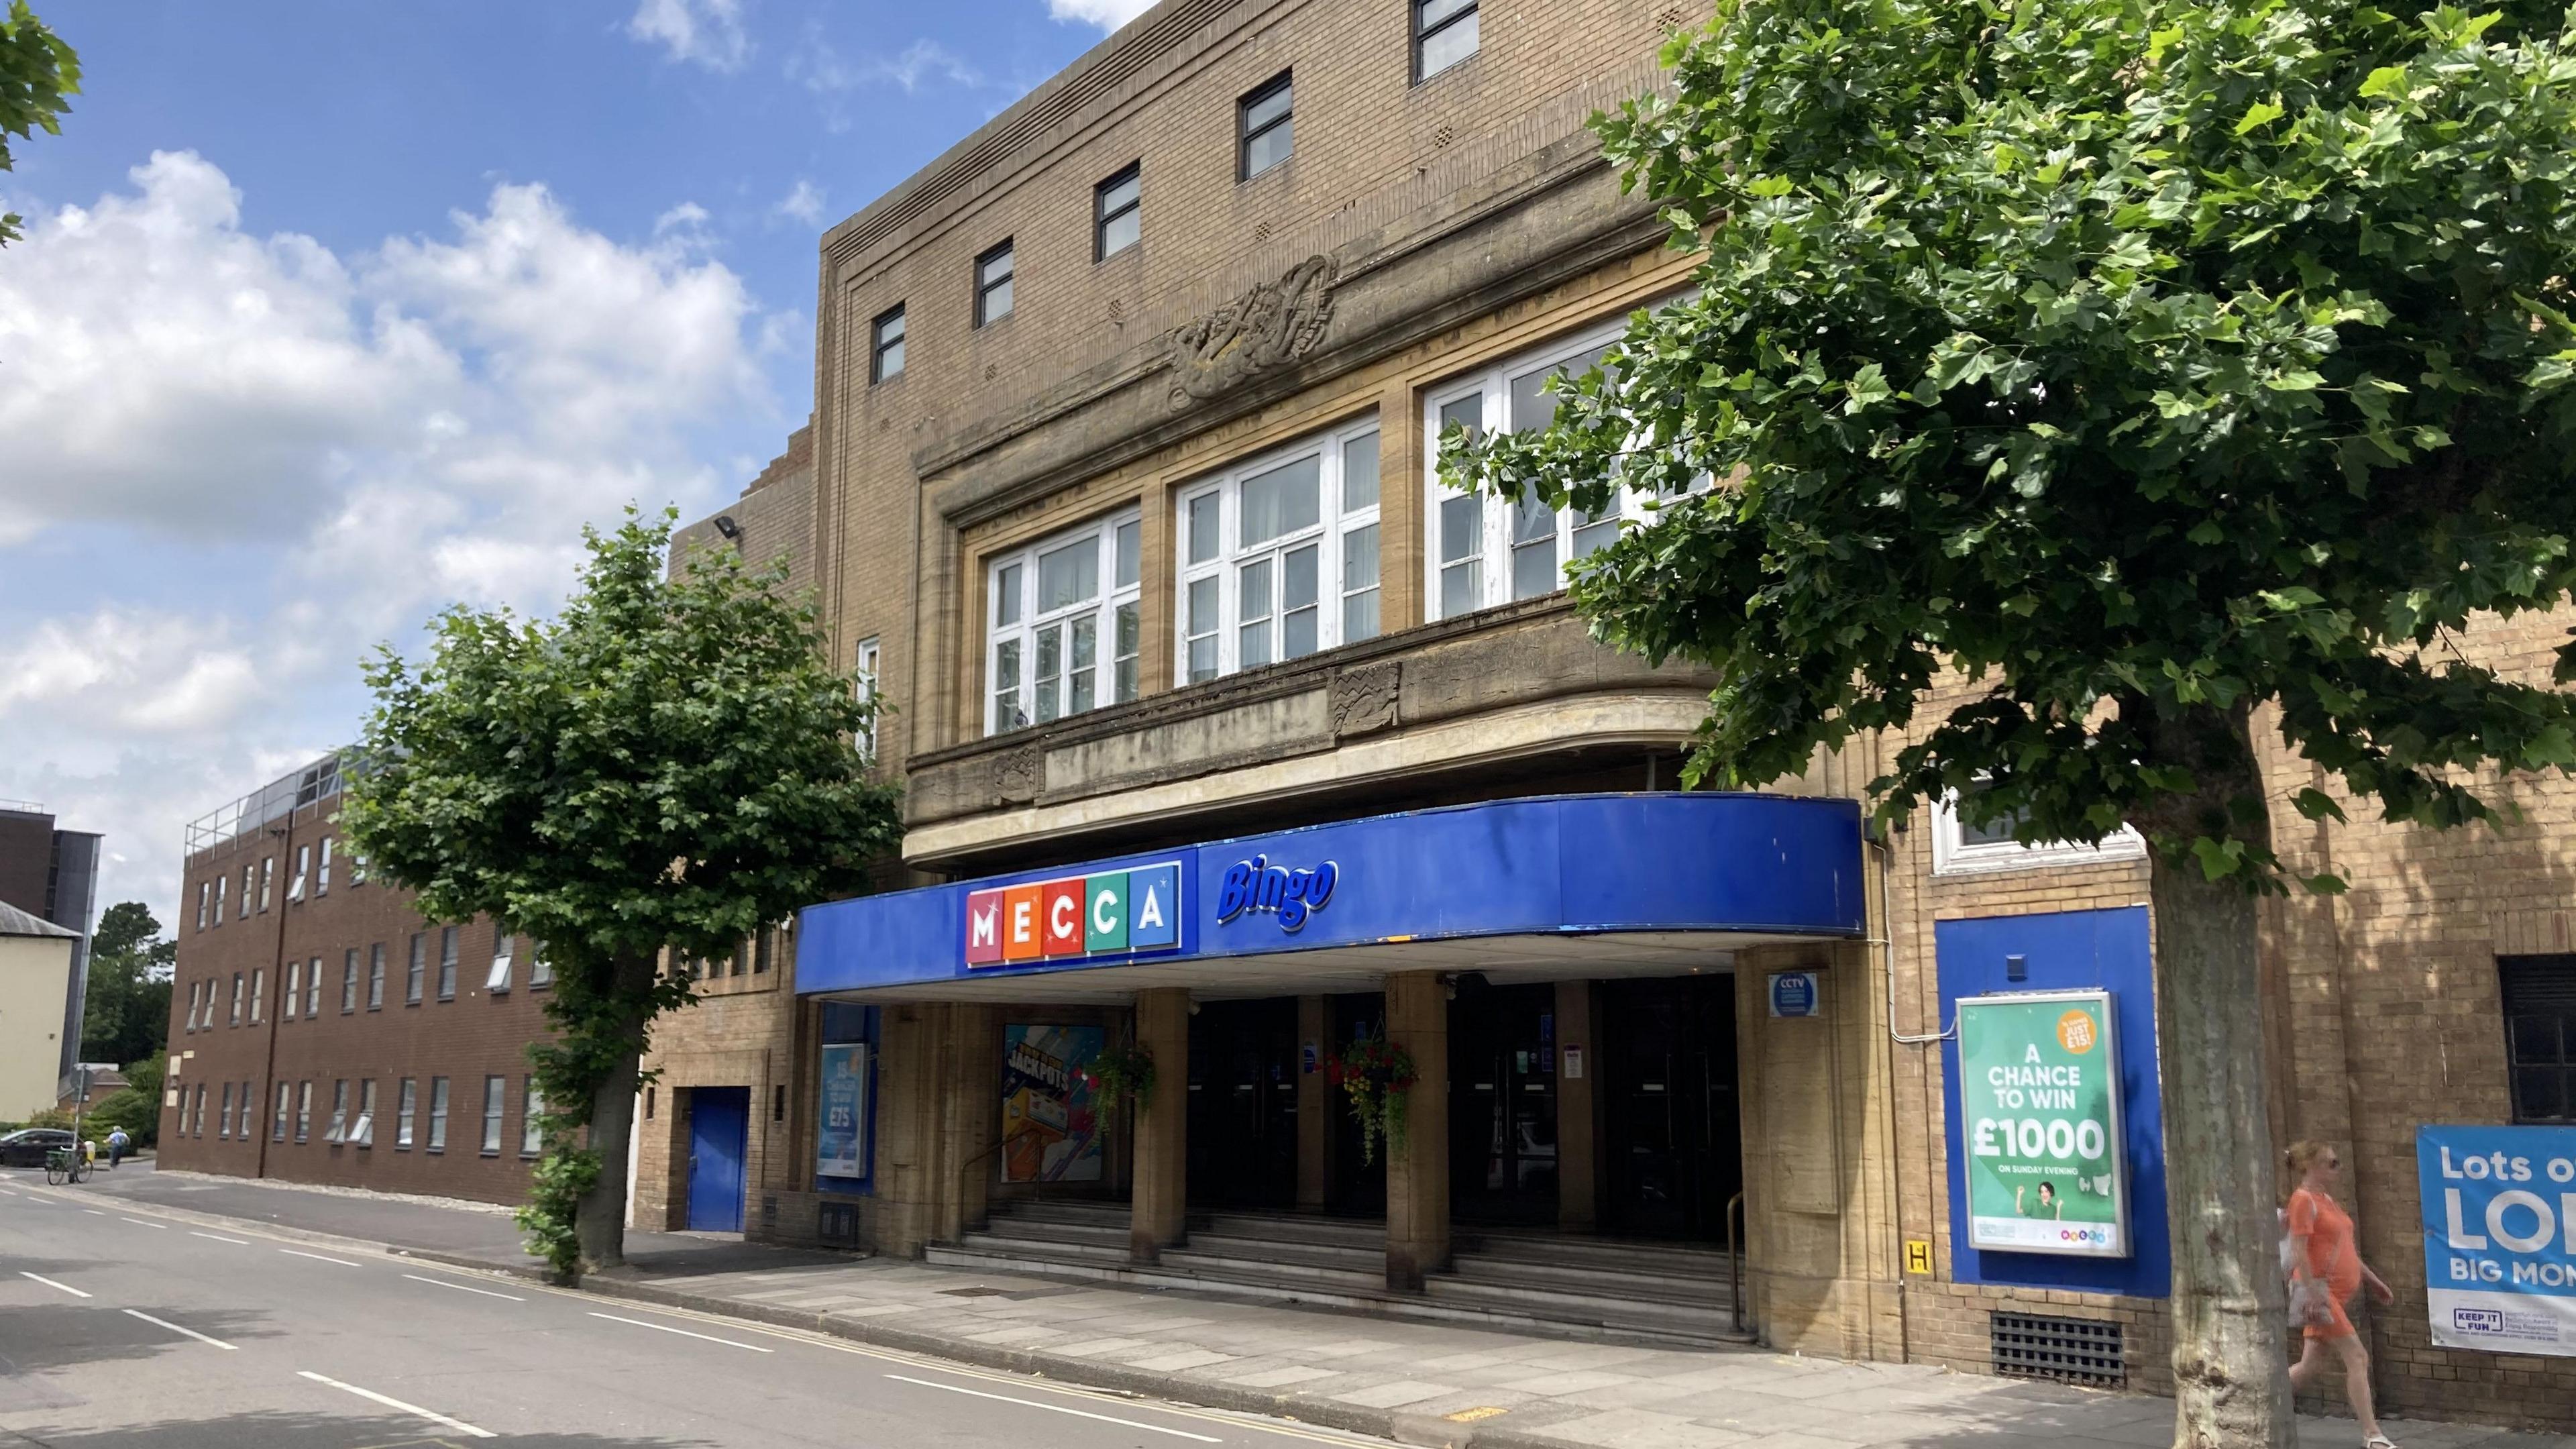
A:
[[1453, 1, 2576, 1441], [0, 1, 78, 246], [80, 902, 175, 1068], [341, 509, 901, 1275]]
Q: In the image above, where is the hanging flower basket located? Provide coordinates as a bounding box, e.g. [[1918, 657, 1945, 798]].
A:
[[1326, 1031, 1417, 1165], [1081, 1042, 1157, 1112]]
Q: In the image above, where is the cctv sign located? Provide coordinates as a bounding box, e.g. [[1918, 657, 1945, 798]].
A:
[[964, 862, 1182, 969]]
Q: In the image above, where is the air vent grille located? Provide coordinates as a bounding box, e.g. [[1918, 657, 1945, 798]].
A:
[[1992, 1311, 2125, 1388], [817, 1199, 860, 1248]]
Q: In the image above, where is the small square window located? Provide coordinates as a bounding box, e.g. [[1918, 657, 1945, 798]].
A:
[[1239, 72, 1293, 180], [2502, 956, 2576, 1124], [1095, 163, 1141, 260], [1413, 0, 1479, 82], [870, 305, 906, 383], [975, 240, 1015, 327]]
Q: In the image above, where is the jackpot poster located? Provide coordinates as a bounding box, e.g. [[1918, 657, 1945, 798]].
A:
[[1956, 990, 2130, 1256], [1002, 1023, 1105, 1183]]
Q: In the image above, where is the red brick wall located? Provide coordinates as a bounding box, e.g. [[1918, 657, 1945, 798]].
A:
[[162, 795, 555, 1207]]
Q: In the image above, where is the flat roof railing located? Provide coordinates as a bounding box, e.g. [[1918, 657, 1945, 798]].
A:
[[183, 753, 344, 856]]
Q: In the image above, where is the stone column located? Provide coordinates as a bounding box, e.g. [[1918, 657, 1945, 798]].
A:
[[1555, 978, 1599, 1234], [1383, 970, 1450, 1291], [1130, 987, 1191, 1263], [1297, 996, 1331, 1209]]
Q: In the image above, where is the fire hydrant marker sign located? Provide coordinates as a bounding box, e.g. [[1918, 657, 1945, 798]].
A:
[[2418, 1124, 2576, 1356], [1957, 990, 2131, 1258]]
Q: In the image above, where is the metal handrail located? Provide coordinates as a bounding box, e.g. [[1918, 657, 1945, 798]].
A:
[[1725, 1191, 1746, 1334]]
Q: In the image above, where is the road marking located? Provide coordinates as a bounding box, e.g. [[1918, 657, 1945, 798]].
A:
[[83, 1208, 107, 1216], [588, 1311, 772, 1351], [399, 1273, 524, 1301], [281, 1249, 360, 1267], [123, 1309, 237, 1350], [19, 1272, 89, 1299], [188, 1230, 250, 1245], [885, 1373, 1222, 1442], [297, 1370, 495, 1439], [121, 1218, 166, 1229]]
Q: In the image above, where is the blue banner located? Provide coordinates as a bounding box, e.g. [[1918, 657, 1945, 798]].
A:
[[816, 1043, 869, 1181], [2418, 1124, 2576, 1357]]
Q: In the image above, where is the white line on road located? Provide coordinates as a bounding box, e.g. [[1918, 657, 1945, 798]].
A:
[[884, 1373, 1222, 1442], [83, 1208, 106, 1216], [123, 1309, 237, 1350], [399, 1273, 523, 1302], [188, 1230, 250, 1245], [297, 1370, 495, 1439], [120, 1218, 166, 1229], [19, 1272, 89, 1299], [280, 1249, 360, 1267], [589, 1311, 772, 1352]]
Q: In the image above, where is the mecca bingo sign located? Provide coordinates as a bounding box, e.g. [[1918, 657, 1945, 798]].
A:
[[965, 862, 1182, 968]]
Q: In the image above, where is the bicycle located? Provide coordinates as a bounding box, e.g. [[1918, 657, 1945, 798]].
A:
[[43, 1146, 88, 1185]]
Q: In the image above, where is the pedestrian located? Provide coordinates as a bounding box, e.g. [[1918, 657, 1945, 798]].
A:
[[105, 1127, 129, 1169], [2283, 1140, 2398, 1448]]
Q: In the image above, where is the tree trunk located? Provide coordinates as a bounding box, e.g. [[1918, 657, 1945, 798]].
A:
[[2154, 852, 2294, 1447], [574, 951, 660, 1274], [578, 1045, 641, 1273]]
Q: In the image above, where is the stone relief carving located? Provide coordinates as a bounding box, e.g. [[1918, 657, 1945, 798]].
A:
[[1330, 661, 1401, 738], [996, 744, 1044, 804], [1168, 255, 1337, 407]]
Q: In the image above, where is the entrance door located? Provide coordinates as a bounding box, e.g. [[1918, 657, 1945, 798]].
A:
[[1326, 993, 1388, 1216], [1601, 976, 1740, 1240], [686, 1087, 751, 1233], [1187, 999, 1298, 1209], [1450, 980, 1559, 1225]]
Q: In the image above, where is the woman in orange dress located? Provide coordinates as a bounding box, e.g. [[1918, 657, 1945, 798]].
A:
[[2284, 1140, 2398, 1448]]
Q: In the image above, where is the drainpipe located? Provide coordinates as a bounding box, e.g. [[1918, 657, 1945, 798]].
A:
[[252, 810, 299, 1180]]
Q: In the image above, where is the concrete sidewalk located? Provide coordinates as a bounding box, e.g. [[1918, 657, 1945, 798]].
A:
[[23, 1167, 2570, 1449]]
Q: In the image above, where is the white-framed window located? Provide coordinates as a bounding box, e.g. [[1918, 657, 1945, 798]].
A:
[[323, 1079, 350, 1144], [218, 1083, 234, 1138], [855, 636, 881, 760], [396, 1078, 417, 1148], [316, 837, 333, 896], [354, 1079, 376, 1148], [521, 1079, 545, 1156], [482, 1075, 506, 1155], [307, 955, 323, 1017], [258, 857, 274, 912], [284, 959, 301, 1022], [530, 940, 553, 990], [248, 968, 264, 1024], [287, 844, 309, 902], [437, 926, 459, 1000], [986, 510, 1142, 734], [229, 973, 244, 1027], [427, 1077, 450, 1152], [272, 1081, 290, 1141], [209, 874, 224, 926], [1176, 419, 1382, 685], [1423, 317, 1650, 620], [487, 928, 515, 992], [238, 864, 253, 919], [195, 881, 211, 931], [294, 1081, 313, 1142], [1929, 782, 2148, 876]]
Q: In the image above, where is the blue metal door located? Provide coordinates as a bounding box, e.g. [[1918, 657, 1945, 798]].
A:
[[686, 1087, 750, 1233]]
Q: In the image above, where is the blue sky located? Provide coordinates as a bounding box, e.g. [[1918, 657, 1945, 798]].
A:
[[0, 0, 1148, 926]]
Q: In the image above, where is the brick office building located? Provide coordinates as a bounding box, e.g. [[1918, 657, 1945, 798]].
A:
[[158, 755, 557, 1204], [631, 0, 2576, 1428]]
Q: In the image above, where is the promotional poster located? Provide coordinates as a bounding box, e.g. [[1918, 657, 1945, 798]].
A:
[[1002, 1023, 1106, 1183], [2419, 1124, 2576, 1357], [815, 1042, 870, 1181], [1956, 990, 2130, 1256]]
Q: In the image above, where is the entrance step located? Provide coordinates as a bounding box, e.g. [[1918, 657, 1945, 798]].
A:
[[941, 1203, 1750, 1348]]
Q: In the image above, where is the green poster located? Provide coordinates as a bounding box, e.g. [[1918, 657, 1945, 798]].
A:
[[1957, 990, 2129, 1257]]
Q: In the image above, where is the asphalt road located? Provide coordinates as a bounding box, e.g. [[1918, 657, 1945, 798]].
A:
[[0, 1174, 1374, 1449]]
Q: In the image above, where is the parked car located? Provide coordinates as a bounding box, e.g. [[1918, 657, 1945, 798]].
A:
[[0, 1128, 76, 1167]]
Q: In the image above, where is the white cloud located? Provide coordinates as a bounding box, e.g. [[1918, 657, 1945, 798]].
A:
[[626, 0, 751, 71], [1049, 0, 1159, 31], [771, 178, 826, 227], [654, 201, 712, 235], [788, 36, 982, 102], [0, 152, 780, 927]]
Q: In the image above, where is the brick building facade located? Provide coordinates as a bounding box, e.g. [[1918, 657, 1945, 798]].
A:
[[622, 0, 2576, 1430], [158, 756, 557, 1204]]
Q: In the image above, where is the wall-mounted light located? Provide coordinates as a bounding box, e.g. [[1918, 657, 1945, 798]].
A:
[[2006, 953, 2028, 984], [712, 515, 742, 541]]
